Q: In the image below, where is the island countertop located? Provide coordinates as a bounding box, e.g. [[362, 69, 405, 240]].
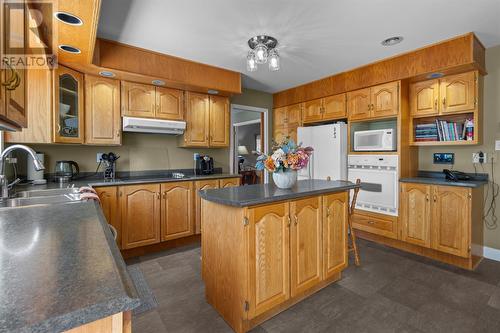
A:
[[199, 179, 359, 207], [0, 201, 140, 333]]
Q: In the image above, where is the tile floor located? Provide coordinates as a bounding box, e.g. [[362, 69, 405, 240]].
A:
[[126, 239, 500, 333]]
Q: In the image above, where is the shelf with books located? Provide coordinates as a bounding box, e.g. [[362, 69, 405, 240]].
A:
[[410, 112, 480, 146]]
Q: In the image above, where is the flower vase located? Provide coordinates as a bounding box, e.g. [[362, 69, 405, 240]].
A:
[[272, 170, 298, 189]]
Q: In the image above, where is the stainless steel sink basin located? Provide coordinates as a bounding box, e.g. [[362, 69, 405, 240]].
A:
[[15, 188, 80, 198], [0, 193, 81, 209]]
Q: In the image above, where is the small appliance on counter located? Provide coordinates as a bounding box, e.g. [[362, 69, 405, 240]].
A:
[[101, 152, 120, 181], [53, 160, 79, 183], [195, 154, 214, 175], [27, 153, 46, 184]]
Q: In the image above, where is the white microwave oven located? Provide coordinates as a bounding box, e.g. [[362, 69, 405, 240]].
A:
[[353, 129, 396, 151]]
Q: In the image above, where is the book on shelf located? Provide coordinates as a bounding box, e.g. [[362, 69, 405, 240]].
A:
[[414, 119, 468, 142]]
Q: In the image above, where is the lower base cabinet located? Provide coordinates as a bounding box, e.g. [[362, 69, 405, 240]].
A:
[[161, 182, 193, 241], [94, 187, 121, 246], [401, 183, 474, 258], [246, 193, 347, 318]]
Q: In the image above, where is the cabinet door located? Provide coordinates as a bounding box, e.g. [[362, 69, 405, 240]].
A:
[[53, 66, 84, 143], [209, 95, 229, 147], [410, 79, 439, 117], [194, 179, 219, 234], [303, 98, 322, 123], [323, 192, 348, 279], [401, 183, 431, 247], [287, 126, 297, 143], [121, 81, 155, 118], [273, 106, 287, 128], [322, 94, 346, 121], [120, 184, 161, 249], [290, 197, 322, 296], [3, 1, 26, 127], [440, 72, 477, 114], [184, 92, 210, 146], [371, 81, 399, 118], [160, 182, 193, 241], [273, 126, 287, 143], [155, 87, 184, 120], [219, 177, 240, 188], [347, 88, 371, 121], [286, 103, 302, 127], [247, 203, 290, 318], [95, 187, 121, 247], [431, 186, 470, 258], [85, 75, 121, 145]]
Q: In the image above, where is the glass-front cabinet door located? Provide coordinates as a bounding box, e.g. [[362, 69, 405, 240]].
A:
[[54, 66, 84, 143]]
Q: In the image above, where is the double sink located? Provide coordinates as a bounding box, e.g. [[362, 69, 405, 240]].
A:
[[0, 188, 82, 209]]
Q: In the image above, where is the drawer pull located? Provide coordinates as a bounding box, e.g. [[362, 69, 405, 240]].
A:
[[368, 220, 375, 225]]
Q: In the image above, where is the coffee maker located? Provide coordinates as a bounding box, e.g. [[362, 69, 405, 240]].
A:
[[195, 154, 214, 175]]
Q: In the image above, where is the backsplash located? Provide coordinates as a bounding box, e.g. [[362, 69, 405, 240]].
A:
[[11, 132, 229, 176]]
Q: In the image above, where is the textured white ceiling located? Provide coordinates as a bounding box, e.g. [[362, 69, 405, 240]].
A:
[[98, 0, 500, 93]]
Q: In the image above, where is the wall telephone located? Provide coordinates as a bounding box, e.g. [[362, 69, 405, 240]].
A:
[[443, 169, 471, 181]]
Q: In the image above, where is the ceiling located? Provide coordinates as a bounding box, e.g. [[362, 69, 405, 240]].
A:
[[97, 0, 500, 93]]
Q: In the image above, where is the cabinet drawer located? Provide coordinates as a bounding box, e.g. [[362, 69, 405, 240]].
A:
[[352, 212, 398, 239]]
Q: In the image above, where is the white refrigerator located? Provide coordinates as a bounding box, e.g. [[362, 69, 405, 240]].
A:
[[297, 123, 348, 181]]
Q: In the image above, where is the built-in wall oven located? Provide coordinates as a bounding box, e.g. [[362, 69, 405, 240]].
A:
[[347, 155, 399, 216]]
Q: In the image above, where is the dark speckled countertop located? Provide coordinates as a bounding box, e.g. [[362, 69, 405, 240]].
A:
[[199, 179, 359, 207], [0, 201, 140, 332], [400, 170, 488, 188]]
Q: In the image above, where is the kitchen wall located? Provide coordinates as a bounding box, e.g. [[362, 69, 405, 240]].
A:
[[419, 45, 500, 250], [13, 88, 273, 175]]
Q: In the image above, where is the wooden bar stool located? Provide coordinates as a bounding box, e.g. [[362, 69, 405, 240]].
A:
[[349, 179, 361, 266]]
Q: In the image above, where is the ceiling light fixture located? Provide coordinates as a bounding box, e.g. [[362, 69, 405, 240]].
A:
[[381, 36, 404, 46], [246, 35, 279, 72]]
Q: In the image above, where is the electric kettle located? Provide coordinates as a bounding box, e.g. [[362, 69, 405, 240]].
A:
[[54, 160, 79, 183]]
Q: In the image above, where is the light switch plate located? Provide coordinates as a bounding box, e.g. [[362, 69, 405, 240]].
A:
[[496, 140, 500, 151], [96, 153, 103, 162]]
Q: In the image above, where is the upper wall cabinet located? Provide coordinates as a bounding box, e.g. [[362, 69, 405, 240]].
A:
[[85, 75, 121, 145], [121, 81, 184, 121], [273, 103, 302, 143], [181, 92, 229, 148], [347, 82, 399, 121], [303, 94, 346, 124], [410, 71, 478, 117], [54, 66, 85, 144]]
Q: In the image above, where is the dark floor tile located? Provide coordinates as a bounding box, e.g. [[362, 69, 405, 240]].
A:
[[132, 310, 166, 332], [415, 302, 477, 333], [337, 265, 392, 297], [475, 305, 500, 333], [378, 276, 435, 310], [487, 287, 500, 310]]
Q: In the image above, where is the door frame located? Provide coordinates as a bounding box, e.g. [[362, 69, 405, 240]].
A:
[[230, 104, 269, 183]]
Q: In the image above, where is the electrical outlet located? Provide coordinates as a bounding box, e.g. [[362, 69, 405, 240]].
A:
[[472, 152, 487, 164], [496, 140, 500, 151], [97, 153, 103, 162]]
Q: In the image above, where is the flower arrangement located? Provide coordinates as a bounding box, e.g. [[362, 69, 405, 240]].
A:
[[256, 138, 313, 173]]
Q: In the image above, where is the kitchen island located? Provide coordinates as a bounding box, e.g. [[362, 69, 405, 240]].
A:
[[199, 179, 359, 333]]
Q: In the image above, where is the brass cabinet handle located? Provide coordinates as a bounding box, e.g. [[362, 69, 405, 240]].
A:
[[116, 130, 120, 137], [367, 220, 375, 225], [426, 194, 429, 202], [326, 207, 331, 217], [156, 192, 160, 200], [442, 98, 446, 107], [162, 191, 166, 199], [287, 215, 291, 227], [294, 214, 298, 225], [433, 195, 437, 203], [434, 99, 438, 110]]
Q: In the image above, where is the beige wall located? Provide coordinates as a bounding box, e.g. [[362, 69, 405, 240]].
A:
[[17, 88, 273, 175], [418, 45, 500, 250]]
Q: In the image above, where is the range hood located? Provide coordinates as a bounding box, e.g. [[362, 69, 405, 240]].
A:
[[122, 116, 186, 135]]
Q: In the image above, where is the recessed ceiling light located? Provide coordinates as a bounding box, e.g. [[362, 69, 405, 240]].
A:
[[428, 72, 444, 79], [207, 89, 219, 95], [99, 71, 115, 78], [152, 79, 165, 86], [59, 44, 81, 54], [381, 36, 404, 46], [54, 12, 83, 25]]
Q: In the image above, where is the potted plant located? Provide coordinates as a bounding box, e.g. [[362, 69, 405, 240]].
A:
[[256, 138, 313, 189]]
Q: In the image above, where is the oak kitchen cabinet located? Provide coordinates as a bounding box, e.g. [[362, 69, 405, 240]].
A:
[[181, 92, 230, 147], [410, 71, 478, 117], [347, 81, 399, 121], [160, 182, 193, 241], [322, 192, 348, 279], [85, 75, 121, 145], [219, 177, 241, 188], [302, 93, 346, 123], [273, 103, 301, 143], [194, 179, 219, 234], [401, 182, 480, 258], [94, 186, 121, 247], [121, 81, 184, 121], [120, 184, 161, 249]]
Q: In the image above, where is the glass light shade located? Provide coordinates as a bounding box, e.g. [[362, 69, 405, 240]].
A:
[[268, 50, 280, 71], [254, 44, 268, 64], [246, 51, 257, 72]]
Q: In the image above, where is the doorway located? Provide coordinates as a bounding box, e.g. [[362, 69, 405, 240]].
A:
[[230, 104, 269, 184]]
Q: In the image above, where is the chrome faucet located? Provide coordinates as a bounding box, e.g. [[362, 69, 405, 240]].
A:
[[0, 144, 45, 199]]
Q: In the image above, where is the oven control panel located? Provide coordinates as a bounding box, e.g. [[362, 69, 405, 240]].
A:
[[348, 155, 398, 168]]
